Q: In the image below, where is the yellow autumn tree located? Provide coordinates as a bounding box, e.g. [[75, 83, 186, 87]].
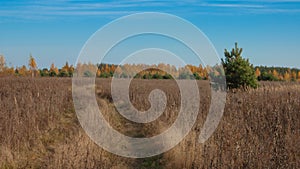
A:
[[0, 55, 15, 76], [96, 69, 101, 77], [0, 55, 5, 72], [272, 69, 279, 80], [291, 71, 297, 81], [60, 62, 71, 77], [50, 63, 59, 76], [297, 72, 300, 81], [6, 67, 15, 76], [17, 65, 29, 76], [111, 64, 116, 73], [28, 54, 38, 77], [283, 71, 291, 81], [255, 68, 261, 77], [62, 62, 70, 71], [114, 66, 123, 78], [103, 64, 110, 74]]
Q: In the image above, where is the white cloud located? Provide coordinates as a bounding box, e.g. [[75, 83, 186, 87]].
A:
[[198, 3, 264, 8], [0, 0, 300, 22]]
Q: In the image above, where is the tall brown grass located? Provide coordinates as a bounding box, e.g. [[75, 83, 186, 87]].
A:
[[0, 78, 299, 168]]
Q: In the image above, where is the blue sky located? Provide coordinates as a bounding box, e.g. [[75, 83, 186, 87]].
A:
[[0, 0, 300, 68]]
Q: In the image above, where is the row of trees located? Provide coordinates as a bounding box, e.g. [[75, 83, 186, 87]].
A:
[[255, 66, 300, 82], [92, 63, 212, 80], [0, 55, 74, 77], [0, 54, 299, 82], [0, 55, 218, 80], [0, 42, 299, 90]]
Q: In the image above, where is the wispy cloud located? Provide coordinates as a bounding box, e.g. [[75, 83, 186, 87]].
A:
[[0, 0, 300, 22], [194, 2, 264, 9]]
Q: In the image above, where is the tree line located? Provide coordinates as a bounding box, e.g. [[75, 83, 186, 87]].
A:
[[255, 66, 300, 82], [0, 44, 299, 84], [0, 54, 74, 77]]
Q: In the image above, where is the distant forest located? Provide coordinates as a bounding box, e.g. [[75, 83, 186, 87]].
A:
[[0, 55, 299, 81]]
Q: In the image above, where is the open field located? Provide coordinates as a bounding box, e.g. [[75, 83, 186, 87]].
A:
[[0, 77, 299, 168]]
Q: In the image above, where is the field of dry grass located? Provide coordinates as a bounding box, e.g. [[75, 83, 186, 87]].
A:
[[0, 77, 299, 168]]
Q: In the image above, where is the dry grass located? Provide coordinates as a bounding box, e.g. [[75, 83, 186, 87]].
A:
[[0, 77, 299, 168]]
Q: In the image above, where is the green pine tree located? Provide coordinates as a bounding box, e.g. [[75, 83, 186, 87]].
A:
[[222, 42, 258, 89]]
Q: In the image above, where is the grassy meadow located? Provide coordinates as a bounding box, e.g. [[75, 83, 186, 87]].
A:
[[0, 78, 299, 168]]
